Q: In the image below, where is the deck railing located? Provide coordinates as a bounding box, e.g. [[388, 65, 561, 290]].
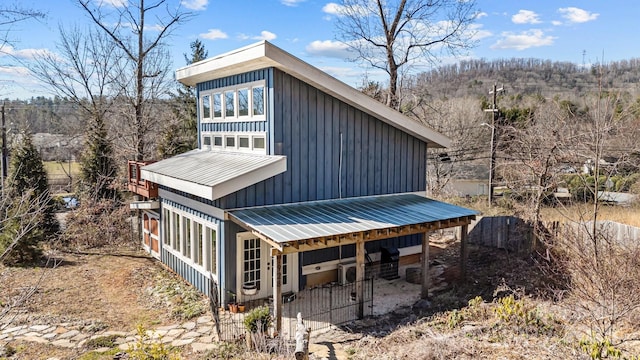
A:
[[127, 160, 158, 198]]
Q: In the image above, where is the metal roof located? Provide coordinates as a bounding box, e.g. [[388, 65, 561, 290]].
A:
[[227, 193, 478, 244], [141, 150, 286, 201], [176, 41, 450, 148]]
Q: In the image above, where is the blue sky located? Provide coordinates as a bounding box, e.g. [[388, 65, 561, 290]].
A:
[[0, 0, 635, 100]]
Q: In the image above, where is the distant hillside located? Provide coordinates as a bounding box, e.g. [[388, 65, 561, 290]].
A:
[[413, 58, 640, 99]]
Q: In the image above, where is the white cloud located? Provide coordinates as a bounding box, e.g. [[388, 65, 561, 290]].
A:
[[0, 45, 53, 60], [237, 31, 278, 41], [322, 2, 344, 15], [475, 11, 488, 19], [181, 0, 208, 11], [0, 66, 31, 76], [551, 20, 562, 26], [322, 2, 370, 17], [305, 40, 351, 59], [512, 10, 541, 24], [254, 31, 277, 41], [558, 7, 599, 23], [98, 0, 127, 8], [281, 0, 305, 6], [490, 29, 556, 51], [200, 29, 228, 40], [468, 24, 492, 41]]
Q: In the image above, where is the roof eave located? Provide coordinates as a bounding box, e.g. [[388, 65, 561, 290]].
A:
[[176, 41, 451, 148]]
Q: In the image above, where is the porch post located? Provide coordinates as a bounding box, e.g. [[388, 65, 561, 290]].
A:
[[273, 251, 283, 334], [460, 224, 469, 280], [355, 236, 365, 319], [420, 232, 430, 299]]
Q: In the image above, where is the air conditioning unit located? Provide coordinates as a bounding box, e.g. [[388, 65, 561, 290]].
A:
[[338, 262, 357, 285]]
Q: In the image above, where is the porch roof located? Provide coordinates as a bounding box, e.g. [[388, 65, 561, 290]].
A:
[[140, 150, 286, 201], [226, 193, 478, 254]]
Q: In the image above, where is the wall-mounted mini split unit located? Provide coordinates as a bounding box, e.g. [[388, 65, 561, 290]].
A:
[[338, 262, 357, 285]]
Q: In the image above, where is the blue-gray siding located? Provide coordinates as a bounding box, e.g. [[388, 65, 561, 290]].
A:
[[218, 68, 427, 209]]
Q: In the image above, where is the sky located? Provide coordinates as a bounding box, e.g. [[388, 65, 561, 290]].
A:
[[0, 0, 636, 100]]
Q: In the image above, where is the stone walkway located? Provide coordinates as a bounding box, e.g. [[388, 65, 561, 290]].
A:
[[0, 315, 355, 359], [0, 315, 219, 354]]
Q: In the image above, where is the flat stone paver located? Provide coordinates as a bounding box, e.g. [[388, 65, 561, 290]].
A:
[[192, 342, 217, 352]]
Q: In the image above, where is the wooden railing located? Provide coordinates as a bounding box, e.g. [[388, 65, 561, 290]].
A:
[[127, 160, 158, 198]]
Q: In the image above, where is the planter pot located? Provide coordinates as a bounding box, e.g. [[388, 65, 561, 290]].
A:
[[242, 283, 258, 296], [228, 303, 239, 313], [238, 304, 246, 313]]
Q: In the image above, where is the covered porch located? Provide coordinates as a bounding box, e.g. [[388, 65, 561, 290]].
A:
[[226, 193, 478, 333]]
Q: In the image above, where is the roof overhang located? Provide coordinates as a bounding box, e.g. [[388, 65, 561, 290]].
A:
[[226, 193, 478, 254], [176, 41, 451, 148], [141, 150, 286, 201]]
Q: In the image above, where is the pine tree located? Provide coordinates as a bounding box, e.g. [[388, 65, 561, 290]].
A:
[[0, 129, 58, 264], [79, 115, 118, 201], [158, 39, 208, 158]]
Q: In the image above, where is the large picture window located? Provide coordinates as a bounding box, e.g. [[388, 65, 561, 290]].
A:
[[200, 81, 266, 122]]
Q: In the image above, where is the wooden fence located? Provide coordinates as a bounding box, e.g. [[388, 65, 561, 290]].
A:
[[468, 216, 640, 253]]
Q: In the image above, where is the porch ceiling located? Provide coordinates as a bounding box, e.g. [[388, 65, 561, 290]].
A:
[[226, 193, 478, 254]]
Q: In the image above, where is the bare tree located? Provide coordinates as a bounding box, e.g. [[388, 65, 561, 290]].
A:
[[332, 0, 478, 110], [77, 0, 193, 161], [31, 27, 121, 201]]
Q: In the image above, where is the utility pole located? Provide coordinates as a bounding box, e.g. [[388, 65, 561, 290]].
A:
[[483, 83, 504, 206]]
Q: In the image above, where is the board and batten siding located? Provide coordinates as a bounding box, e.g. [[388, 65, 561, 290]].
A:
[[218, 68, 427, 209]]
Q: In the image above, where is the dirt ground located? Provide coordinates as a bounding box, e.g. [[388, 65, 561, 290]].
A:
[[0, 247, 194, 359]]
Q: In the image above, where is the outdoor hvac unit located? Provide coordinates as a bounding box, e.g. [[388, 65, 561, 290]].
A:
[[338, 262, 357, 285]]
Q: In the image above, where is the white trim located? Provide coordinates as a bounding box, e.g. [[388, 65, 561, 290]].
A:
[[177, 41, 450, 148], [200, 80, 266, 123], [162, 202, 220, 278], [159, 188, 226, 220], [202, 131, 267, 154], [143, 154, 286, 201], [301, 245, 422, 275]]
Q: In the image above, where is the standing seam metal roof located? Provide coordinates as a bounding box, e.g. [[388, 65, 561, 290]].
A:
[[227, 194, 478, 243]]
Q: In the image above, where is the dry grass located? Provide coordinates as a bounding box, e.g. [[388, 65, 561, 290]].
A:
[[539, 203, 640, 227]]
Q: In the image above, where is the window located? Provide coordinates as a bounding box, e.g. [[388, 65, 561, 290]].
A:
[[202, 95, 211, 119], [203, 136, 212, 146], [225, 136, 235, 148], [163, 209, 170, 245], [238, 88, 249, 117], [252, 86, 265, 116], [253, 136, 265, 150], [200, 81, 266, 122], [213, 93, 222, 118], [183, 218, 191, 257], [208, 228, 217, 274], [238, 136, 250, 149], [224, 90, 235, 117], [174, 213, 181, 252], [196, 223, 203, 266], [213, 136, 223, 147]]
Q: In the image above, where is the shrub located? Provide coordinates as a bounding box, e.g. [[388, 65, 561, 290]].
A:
[[243, 306, 272, 333], [126, 324, 180, 360]]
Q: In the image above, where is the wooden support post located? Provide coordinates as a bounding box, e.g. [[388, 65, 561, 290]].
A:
[[460, 224, 469, 280], [421, 232, 430, 299], [294, 312, 310, 360], [355, 237, 365, 319], [273, 251, 283, 334]]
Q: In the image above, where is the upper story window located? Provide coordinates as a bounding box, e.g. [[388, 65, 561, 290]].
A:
[[204, 132, 267, 154], [200, 81, 266, 123]]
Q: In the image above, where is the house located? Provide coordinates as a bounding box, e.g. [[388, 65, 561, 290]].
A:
[[127, 41, 477, 331]]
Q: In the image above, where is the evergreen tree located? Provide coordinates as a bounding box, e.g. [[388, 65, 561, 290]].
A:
[[158, 39, 208, 158], [80, 115, 118, 201], [0, 129, 58, 264]]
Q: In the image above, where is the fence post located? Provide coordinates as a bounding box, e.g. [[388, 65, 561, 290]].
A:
[[294, 313, 310, 360]]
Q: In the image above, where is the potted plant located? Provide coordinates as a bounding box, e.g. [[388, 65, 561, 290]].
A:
[[243, 306, 272, 348], [227, 291, 238, 313], [237, 303, 246, 313]]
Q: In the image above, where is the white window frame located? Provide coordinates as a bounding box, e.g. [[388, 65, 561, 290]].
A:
[[199, 80, 266, 123], [201, 131, 267, 154], [162, 203, 219, 277]]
